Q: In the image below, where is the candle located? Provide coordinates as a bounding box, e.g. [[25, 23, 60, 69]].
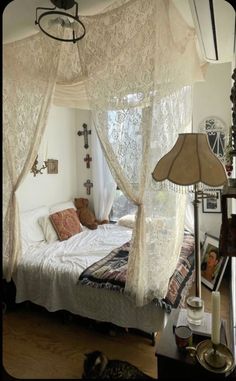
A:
[[211, 291, 221, 345]]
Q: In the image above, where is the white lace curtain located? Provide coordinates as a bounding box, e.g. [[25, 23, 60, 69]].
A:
[[78, 0, 204, 305], [91, 120, 117, 221], [3, 33, 62, 281], [3, 0, 206, 306]]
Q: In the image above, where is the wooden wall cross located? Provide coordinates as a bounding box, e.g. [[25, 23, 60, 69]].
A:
[[84, 154, 92, 168], [84, 179, 93, 195], [77, 123, 91, 149]]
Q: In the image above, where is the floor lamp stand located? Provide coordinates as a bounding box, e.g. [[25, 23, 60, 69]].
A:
[[186, 185, 205, 326], [193, 184, 201, 299], [186, 185, 219, 325]]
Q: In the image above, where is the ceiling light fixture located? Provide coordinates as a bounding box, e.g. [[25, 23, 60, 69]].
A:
[[35, 0, 86, 43]]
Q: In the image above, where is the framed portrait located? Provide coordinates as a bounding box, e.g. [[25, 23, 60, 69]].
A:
[[202, 189, 222, 213], [201, 234, 229, 291], [47, 159, 58, 174]]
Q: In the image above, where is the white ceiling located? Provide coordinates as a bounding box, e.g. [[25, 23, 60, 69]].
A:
[[3, 0, 115, 43], [3, 0, 235, 63]]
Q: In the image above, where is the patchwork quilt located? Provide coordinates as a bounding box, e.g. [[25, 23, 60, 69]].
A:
[[79, 241, 130, 292], [78, 231, 194, 311]]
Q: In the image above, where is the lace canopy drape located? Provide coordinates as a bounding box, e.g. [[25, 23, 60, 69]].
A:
[[3, 33, 62, 281], [91, 121, 117, 222], [3, 0, 206, 306]]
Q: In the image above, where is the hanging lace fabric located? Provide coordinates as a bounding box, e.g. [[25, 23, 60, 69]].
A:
[[3, 0, 207, 306], [3, 32, 63, 280], [74, 0, 206, 306]]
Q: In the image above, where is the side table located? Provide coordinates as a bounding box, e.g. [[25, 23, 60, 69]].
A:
[[155, 309, 235, 380]]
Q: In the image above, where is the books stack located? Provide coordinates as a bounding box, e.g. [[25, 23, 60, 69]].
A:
[[176, 308, 212, 337]]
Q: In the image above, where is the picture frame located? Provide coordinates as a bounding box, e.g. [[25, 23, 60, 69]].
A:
[[201, 233, 229, 291], [202, 189, 222, 213], [47, 159, 58, 174]]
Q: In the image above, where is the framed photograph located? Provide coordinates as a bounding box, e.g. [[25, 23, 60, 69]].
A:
[[201, 234, 229, 291], [202, 189, 222, 213], [47, 159, 58, 174]]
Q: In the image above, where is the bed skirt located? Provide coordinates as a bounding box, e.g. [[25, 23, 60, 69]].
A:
[[13, 274, 168, 333]]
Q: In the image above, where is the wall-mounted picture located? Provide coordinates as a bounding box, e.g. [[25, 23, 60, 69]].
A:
[[201, 234, 228, 291], [202, 189, 222, 213], [47, 159, 58, 174]]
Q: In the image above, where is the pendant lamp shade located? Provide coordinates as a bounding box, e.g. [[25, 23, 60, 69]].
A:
[[152, 133, 227, 187]]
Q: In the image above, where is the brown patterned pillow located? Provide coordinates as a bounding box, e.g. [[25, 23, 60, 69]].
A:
[[50, 208, 82, 241]]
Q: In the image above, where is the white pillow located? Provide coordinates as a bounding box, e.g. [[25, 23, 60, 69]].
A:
[[20, 206, 49, 243], [117, 214, 136, 229], [38, 216, 58, 243], [49, 200, 76, 214]]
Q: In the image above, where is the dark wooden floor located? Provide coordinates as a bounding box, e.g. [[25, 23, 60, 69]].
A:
[[3, 278, 230, 380], [3, 303, 158, 379]]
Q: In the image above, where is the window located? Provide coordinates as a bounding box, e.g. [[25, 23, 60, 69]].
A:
[[109, 188, 137, 222], [199, 117, 228, 162], [107, 101, 142, 222]]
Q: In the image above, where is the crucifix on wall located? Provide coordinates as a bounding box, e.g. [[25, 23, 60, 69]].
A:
[[84, 179, 93, 195], [84, 154, 92, 168], [77, 123, 91, 149]]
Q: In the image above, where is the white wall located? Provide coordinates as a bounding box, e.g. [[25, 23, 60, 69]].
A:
[[17, 105, 78, 211], [75, 109, 94, 210], [193, 62, 232, 238], [17, 106, 97, 213], [193, 63, 232, 130]]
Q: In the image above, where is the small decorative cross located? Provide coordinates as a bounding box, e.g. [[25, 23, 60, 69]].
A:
[[84, 154, 92, 169], [77, 123, 91, 149], [84, 179, 93, 195]]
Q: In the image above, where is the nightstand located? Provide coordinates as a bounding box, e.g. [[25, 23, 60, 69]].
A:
[[155, 309, 235, 380]]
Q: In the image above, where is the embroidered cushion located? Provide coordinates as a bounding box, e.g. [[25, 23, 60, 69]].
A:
[[50, 208, 82, 241]]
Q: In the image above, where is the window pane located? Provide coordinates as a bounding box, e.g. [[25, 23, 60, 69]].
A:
[[110, 189, 137, 221], [199, 117, 227, 162]]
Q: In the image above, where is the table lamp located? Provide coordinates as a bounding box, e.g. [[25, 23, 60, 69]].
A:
[[152, 133, 227, 300]]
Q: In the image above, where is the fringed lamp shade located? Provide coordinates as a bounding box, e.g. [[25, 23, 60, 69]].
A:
[[152, 133, 227, 187], [152, 133, 227, 298]]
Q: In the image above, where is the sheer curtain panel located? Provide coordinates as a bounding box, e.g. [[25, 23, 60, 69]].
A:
[[3, 33, 62, 280], [77, 0, 205, 305], [91, 118, 117, 221]]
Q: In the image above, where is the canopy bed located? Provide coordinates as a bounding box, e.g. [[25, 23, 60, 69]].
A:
[[3, 0, 206, 327], [13, 200, 195, 333]]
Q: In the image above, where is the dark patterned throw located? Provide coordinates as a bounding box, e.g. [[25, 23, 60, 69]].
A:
[[78, 241, 130, 292], [164, 231, 195, 308], [78, 231, 194, 311]]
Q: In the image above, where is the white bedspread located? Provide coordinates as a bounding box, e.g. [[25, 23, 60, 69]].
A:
[[13, 224, 167, 332]]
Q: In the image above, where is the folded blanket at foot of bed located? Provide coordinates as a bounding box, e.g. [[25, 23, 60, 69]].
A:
[[78, 232, 194, 311], [79, 241, 130, 292]]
